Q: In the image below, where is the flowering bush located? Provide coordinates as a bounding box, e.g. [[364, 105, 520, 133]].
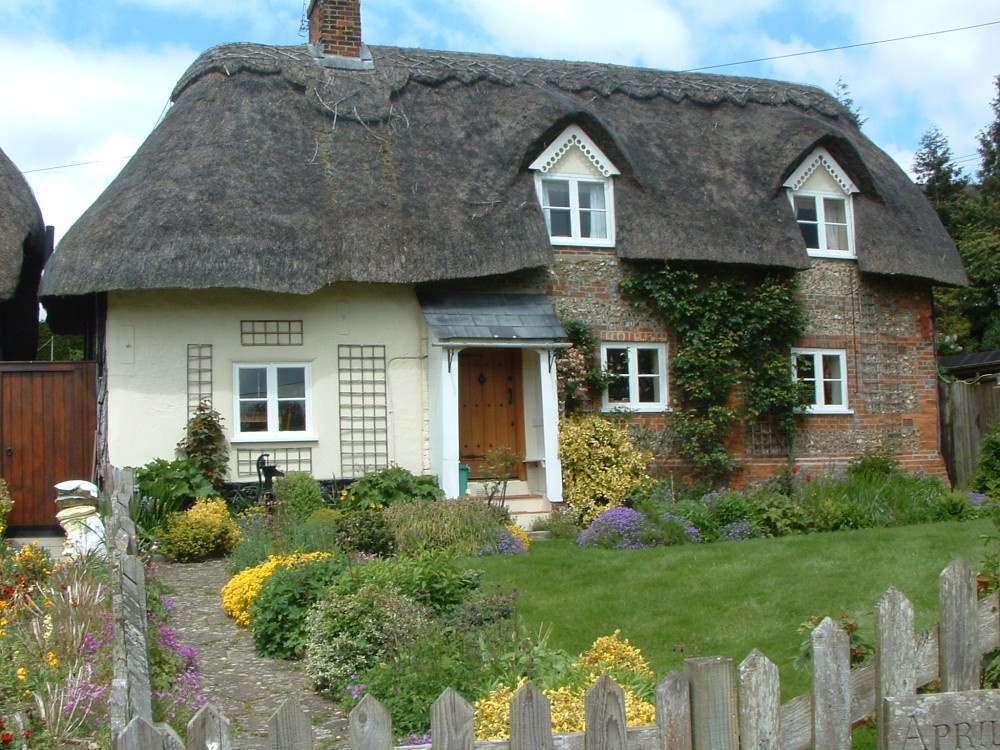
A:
[[720, 518, 764, 541], [474, 631, 656, 740], [577, 507, 649, 549], [0, 480, 12, 537], [480, 524, 528, 556], [559, 415, 652, 524], [159, 498, 241, 562], [221, 552, 333, 627]]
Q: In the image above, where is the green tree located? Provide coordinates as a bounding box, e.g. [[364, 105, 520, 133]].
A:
[[922, 76, 1000, 354], [36, 320, 84, 361]]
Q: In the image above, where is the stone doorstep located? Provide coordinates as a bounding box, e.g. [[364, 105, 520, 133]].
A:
[[6, 535, 66, 557]]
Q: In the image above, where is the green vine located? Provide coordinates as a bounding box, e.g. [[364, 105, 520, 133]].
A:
[[557, 318, 615, 415], [620, 265, 811, 482]]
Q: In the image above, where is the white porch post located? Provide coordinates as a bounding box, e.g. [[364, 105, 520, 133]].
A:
[[537, 348, 563, 502], [428, 342, 461, 498]]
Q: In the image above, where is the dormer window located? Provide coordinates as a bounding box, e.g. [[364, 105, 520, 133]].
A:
[[784, 147, 859, 259], [530, 125, 619, 247]]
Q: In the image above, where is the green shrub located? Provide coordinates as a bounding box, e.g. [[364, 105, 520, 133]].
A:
[[848, 449, 899, 481], [273, 472, 326, 519], [335, 508, 395, 556], [305, 582, 431, 692], [298, 508, 344, 552], [351, 620, 482, 735], [0, 478, 12, 536], [331, 551, 481, 615], [227, 507, 274, 574], [530, 506, 582, 539], [134, 457, 216, 534], [341, 466, 443, 509], [383, 498, 504, 556], [743, 490, 810, 537], [975, 422, 1000, 493], [159, 498, 241, 562], [249, 553, 348, 659], [176, 401, 229, 491], [559, 414, 652, 524]]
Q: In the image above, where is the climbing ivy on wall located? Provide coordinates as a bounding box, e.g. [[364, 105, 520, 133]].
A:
[[620, 266, 812, 482]]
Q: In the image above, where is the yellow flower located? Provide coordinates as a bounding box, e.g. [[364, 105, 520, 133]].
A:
[[16, 667, 27, 681], [46, 651, 58, 668]]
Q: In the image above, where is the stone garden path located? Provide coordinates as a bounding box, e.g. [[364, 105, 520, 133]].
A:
[[155, 559, 349, 749]]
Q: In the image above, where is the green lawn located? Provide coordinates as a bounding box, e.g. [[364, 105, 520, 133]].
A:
[[465, 518, 992, 700]]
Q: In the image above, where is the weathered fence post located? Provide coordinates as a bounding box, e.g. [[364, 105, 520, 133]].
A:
[[511, 681, 553, 750], [431, 688, 474, 750], [738, 649, 780, 750], [584, 674, 627, 750], [685, 657, 738, 750], [875, 587, 915, 750], [939, 557, 979, 691], [268, 699, 313, 749], [187, 702, 232, 750], [811, 617, 850, 750], [655, 672, 691, 750], [350, 694, 393, 750]]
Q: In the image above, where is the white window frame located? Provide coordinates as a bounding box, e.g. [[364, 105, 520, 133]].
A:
[[530, 125, 619, 248], [600, 343, 669, 412], [232, 362, 315, 442], [791, 348, 851, 414], [784, 147, 858, 259]]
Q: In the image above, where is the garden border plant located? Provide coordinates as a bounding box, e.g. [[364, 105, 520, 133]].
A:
[[620, 265, 812, 483]]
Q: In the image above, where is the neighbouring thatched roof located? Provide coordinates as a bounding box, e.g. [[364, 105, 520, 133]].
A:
[[41, 43, 966, 298], [0, 146, 44, 300]]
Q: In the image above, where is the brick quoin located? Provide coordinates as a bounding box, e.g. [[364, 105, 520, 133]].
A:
[[546, 249, 950, 488]]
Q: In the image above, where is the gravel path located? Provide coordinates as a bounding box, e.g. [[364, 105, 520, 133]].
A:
[[154, 559, 349, 749]]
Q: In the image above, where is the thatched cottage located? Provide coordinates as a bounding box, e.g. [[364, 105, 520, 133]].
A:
[[0, 146, 45, 361], [40, 0, 966, 506]]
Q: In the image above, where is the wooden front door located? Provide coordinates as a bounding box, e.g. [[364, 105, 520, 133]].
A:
[[459, 348, 525, 479], [1, 362, 97, 531]]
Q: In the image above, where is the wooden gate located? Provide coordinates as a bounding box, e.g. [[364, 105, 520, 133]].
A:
[[0, 362, 97, 531], [458, 348, 525, 479]]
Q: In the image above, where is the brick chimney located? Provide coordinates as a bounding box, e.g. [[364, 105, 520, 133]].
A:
[[307, 0, 362, 58]]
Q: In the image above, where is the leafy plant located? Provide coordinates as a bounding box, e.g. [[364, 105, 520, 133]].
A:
[[794, 613, 872, 670], [481, 445, 523, 509], [0, 478, 12, 537], [556, 319, 616, 415], [559, 414, 652, 524], [135, 457, 216, 518], [384, 498, 508, 556], [272, 472, 326, 519], [249, 553, 348, 659], [974, 421, 1000, 493], [530, 506, 582, 539], [158, 498, 241, 562], [176, 401, 229, 491], [341, 466, 443, 509], [621, 267, 810, 483], [334, 508, 396, 556]]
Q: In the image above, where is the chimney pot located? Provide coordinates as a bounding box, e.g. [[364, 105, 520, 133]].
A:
[[307, 0, 362, 59]]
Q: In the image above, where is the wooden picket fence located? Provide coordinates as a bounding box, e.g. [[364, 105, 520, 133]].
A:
[[105, 467, 1000, 750]]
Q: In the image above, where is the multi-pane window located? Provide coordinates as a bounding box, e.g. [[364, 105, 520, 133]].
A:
[[792, 349, 849, 412], [233, 363, 312, 439], [601, 344, 668, 411], [791, 193, 853, 256], [540, 177, 610, 243]]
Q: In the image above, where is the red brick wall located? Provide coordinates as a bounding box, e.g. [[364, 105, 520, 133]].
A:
[[544, 250, 950, 487], [308, 0, 362, 58]]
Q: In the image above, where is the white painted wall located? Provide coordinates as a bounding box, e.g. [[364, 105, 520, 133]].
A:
[[105, 285, 428, 482]]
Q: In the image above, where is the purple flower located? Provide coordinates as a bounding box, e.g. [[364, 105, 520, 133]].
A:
[[480, 528, 527, 556], [720, 518, 764, 541], [967, 492, 988, 507], [659, 512, 702, 543], [578, 507, 649, 549]]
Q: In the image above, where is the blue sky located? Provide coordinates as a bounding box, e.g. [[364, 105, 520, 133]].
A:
[[1, 0, 998, 243]]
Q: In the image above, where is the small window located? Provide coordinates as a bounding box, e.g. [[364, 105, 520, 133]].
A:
[[530, 124, 619, 247], [233, 363, 313, 440], [791, 349, 850, 413], [601, 343, 668, 412], [784, 147, 858, 259]]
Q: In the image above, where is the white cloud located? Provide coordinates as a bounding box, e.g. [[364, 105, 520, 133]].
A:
[[0, 36, 195, 242]]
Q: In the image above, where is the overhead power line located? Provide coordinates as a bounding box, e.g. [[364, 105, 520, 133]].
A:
[[683, 20, 1000, 73]]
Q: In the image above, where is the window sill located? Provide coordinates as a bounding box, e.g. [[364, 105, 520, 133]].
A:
[[231, 434, 319, 444], [806, 250, 856, 260], [801, 408, 854, 416], [549, 237, 616, 248], [601, 405, 671, 414]]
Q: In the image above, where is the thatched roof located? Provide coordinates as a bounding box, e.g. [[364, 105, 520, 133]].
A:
[[0, 146, 44, 300], [41, 43, 966, 298]]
